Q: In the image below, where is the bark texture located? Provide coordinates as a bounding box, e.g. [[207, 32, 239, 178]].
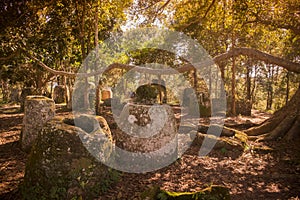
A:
[[245, 86, 300, 140]]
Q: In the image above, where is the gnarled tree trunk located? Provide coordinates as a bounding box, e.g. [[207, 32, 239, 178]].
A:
[[246, 86, 300, 141]]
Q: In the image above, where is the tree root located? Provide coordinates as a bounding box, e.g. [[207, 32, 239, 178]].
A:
[[245, 115, 283, 136], [284, 114, 300, 141], [262, 113, 297, 140], [245, 87, 300, 141]]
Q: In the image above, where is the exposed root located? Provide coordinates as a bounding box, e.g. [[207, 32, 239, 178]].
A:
[[263, 113, 297, 140], [284, 115, 300, 141], [245, 115, 283, 136], [245, 87, 300, 141]]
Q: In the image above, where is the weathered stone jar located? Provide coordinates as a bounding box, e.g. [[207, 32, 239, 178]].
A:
[[117, 103, 177, 152], [21, 95, 55, 151], [22, 114, 115, 200], [114, 103, 178, 171]]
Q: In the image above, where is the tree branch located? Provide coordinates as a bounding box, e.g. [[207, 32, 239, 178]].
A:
[[157, 0, 171, 13], [244, 15, 300, 35], [25, 47, 300, 78], [258, 19, 300, 35], [214, 47, 300, 73], [0, 50, 20, 61], [136, 0, 163, 12], [177, 0, 216, 31], [150, 0, 172, 23], [26, 52, 77, 77], [203, 0, 216, 19]]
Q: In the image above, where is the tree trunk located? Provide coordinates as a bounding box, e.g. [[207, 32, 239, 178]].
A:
[[94, 2, 101, 115], [80, 0, 90, 111], [286, 71, 290, 105], [230, 34, 236, 116], [95, 81, 102, 115], [251, 65, 257, 105], [220, 63, 226, 98], [246, 64, 251, 101], [245, 86, 300, 141], [266, 64, 274, 110], [66, 77, 73, 110], [231, 54, 236, 116], [1, 80, 10, 102], [193, 69, 198, 89]]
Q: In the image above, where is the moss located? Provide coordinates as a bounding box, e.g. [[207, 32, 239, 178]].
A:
[[135, 84, 159, 104], [159, 186, 230, 200], [22, 116, 116, 200], [218, 137, 244, 151], [70, 157, 92, 174], [230, 129, 248, 144], [141, 185, 161, 200], [195, 132, 246, 156], [202, 125, 249, 150], [142, 185, 231, 200], [21, 128, 70, 200], [27, 96, 51, 101], [252, 145, 274, 153]]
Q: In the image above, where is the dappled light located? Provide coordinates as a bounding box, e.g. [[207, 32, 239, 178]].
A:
[[1, 0, 300, 199]]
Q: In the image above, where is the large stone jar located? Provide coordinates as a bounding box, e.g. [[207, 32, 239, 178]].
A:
[[114, 103, 178, 171], [21, 95, 55, 151], [22, 114, 115, 200]]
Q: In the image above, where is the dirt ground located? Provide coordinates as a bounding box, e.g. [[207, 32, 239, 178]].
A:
[[0, 104, 299, 200]]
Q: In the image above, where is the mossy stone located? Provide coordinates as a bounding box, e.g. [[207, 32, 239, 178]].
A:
[[135, 84, 159, 104], [22, 115, 117, 200]]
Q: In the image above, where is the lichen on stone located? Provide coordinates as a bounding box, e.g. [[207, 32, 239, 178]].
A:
[[22, 114, 117, 200]]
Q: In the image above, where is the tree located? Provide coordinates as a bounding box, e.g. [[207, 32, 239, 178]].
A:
[[162, 0, 300, 140], [0, 0, 132, 105], [218, 48, 300, 141], [1, 0, 300, 141]]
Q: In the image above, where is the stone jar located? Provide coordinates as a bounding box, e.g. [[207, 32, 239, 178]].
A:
[[21, 95, 55, 151], [22, 114, 115, 200]]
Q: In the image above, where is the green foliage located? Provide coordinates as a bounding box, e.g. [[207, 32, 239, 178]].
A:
[[141, 185, 161, 200], [22, 155, 120, 200], [164, 0, 300, 113], [220, 147, 227, 154], [1, 0, 300, 113], [21, 178, 68, 200], [50, 186, 67, 199], [0, 0, 133, 92], [100, 169, 121, 193], [128, 48, 188, 68], [199, 104, 211, 117]]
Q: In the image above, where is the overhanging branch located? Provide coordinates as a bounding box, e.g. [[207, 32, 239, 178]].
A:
[[25, 47, 300, 78], [215, 47, 300, 73], [0, 50, 20, 61]]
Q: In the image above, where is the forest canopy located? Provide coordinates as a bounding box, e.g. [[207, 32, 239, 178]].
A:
[[0, 0, 299, 115]]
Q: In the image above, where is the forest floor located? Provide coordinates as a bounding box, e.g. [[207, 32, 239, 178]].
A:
[[0, 103, 300, 200]]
